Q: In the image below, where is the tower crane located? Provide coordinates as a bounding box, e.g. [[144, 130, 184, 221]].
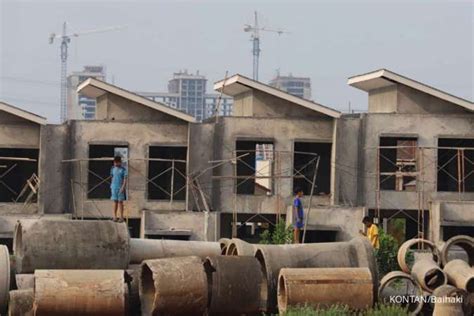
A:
[[244, 11, 287, 81], [49, 22, 125, 122]]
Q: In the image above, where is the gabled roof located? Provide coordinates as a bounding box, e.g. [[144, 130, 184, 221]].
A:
[[77, 78, 196, 123], [214, 74, 341, 118], [0, 101, 47, 125], [348, 69, 473, 112]]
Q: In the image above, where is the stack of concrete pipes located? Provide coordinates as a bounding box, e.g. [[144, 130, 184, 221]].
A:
[[379, 235, 473, 315], [221, 236, 378, 313], [0, 219, 380, 315]]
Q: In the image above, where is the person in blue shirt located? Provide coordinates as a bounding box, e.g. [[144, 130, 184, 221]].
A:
[[110, 156, 127, 222], [293, 187, 304, 243]]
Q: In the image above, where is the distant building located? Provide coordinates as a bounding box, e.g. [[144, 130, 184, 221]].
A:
[[137, 70, 233, 121], [269, 74, 312, 100], [67, 65, 106, 120]]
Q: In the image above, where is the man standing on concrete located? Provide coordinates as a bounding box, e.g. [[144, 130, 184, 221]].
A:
[[293, 187, 304, 243], [360, 216, 380, 249], [110, 156, 127, 223]]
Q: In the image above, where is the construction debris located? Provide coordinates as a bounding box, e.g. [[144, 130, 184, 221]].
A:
[[277, 267, 373, 312]]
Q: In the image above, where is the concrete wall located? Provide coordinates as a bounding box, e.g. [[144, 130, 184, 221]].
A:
[[285, 205, 366, 241], [69, 120, 189, 219], [96, 93, 181, 122], [429, 200, 474, 242], [142, 210, 219, 241], [0, 110, 41, 214], [368, 85, 398, 113], [38, 124, 70, 214], [343, 113, 474, 211], [211, 116, 335, 214]]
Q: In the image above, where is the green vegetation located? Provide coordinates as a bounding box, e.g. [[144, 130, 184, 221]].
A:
[[259, 220, 293, 245], [375, 229, 399, 278], [281, 304, 409, 316]]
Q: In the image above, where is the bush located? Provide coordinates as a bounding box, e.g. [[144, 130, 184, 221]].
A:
[[259, 219, 293, 245], [375, 229, 399, 278]]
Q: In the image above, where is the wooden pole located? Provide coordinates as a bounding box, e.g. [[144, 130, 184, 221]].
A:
[[302, 156, 320, 243]]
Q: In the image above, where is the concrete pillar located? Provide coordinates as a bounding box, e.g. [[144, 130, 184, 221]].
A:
[[8, 289, 34, 316], [253, 237, 377, 313], [34, 270, 127, 315], [278, 267, 373, 312], [14, 220, 130, 273], [139, 256, 207, 316], [204, 256, 262, 315], [129, 238, 220, 263]]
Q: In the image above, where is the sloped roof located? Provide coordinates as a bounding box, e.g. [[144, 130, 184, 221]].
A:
[[348, 69, 473, 112], [214, 74, 341, 118], [77, 78, 196, 123], [0, 101, 47, 125]]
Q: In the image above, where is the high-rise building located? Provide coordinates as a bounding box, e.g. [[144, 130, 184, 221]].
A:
[[137, 70, 233, 121], [67, 65, 106, 120], [269, 74, 312, 100]]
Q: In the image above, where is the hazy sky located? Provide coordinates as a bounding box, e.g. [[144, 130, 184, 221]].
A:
[[1, 0, 472, 123]]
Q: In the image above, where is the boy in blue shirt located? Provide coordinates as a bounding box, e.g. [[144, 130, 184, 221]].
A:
[[293, 187, 304, 243], [110, 156, 127, 222]]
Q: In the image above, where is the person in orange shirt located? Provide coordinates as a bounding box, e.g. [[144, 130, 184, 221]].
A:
[[359, 216, 380, 249]]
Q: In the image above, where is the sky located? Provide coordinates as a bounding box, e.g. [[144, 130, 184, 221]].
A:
[[0, 0, 472, 123]]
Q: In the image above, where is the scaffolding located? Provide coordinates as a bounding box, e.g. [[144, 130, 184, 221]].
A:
[[373, 145, 474, 240], [0, 156, 39, 209]]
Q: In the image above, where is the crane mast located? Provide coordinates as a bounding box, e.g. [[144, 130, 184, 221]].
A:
[[244, 11, 286, 81], [49, 22, 124, 122]]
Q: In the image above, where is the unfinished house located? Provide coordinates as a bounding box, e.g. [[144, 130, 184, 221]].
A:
[[202, 74, 365, 242], [69, 79, 220, 239], [337, 69, 474, 244]]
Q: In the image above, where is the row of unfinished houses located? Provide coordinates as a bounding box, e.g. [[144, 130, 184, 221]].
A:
[[0, 68, 473, 248]]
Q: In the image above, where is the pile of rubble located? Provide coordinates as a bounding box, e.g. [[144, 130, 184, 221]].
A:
[[0, 219, 471, 315], [379, 236, 473, 315]]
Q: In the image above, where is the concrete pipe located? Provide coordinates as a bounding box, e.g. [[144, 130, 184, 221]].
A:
[[129, 238, 220, 263], [432, 285, 467, 316], [0, 245, 10, 314], [140, 256, 208, 316], [378, 271, 424, 315], [397, 238, 440, 273], [253, 237, 377, 313], [225, 238, 256, 256], [278, 267, 373, 312], [15, 274, 34, 290], [204, 255, 262, 315], [34, 269, 127, 315], [411, 258, 447, 292], [218, 238, 231, 255], [126, 266, 141, 316], [440, 235, 474, 266], [8, 289, 34, 316], [444, 259, 474, 293], [14, 220, 130, 273]]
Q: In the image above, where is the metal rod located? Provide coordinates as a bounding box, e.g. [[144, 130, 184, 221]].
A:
[[302, 156, 320, 243]]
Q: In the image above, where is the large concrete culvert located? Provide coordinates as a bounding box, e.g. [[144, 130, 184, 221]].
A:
[[14, 219, 130, 273]]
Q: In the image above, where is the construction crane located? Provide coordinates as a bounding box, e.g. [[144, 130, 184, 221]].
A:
[[244, 11, 287, 81], [49, 22, 125, 122]]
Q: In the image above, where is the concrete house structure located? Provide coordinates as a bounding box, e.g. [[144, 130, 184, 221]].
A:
[[337, 69, 474, 242], [0, 68, 472, 246]]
